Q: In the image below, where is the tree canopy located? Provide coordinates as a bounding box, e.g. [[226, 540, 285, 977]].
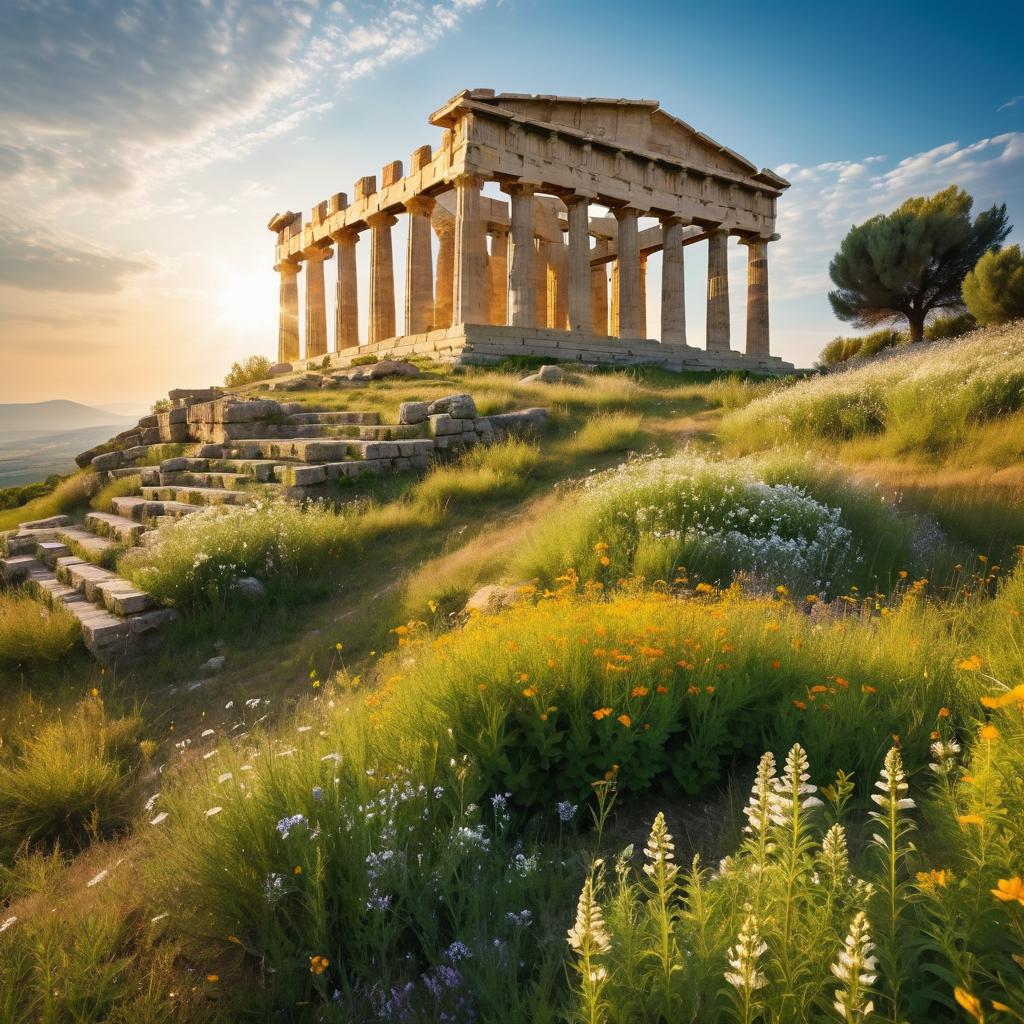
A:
[[962, 243, 1024, 326], [828, 186, 1010, 343]]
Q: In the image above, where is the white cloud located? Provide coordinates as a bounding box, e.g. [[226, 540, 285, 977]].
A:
[[770, 132, 1024, 307]]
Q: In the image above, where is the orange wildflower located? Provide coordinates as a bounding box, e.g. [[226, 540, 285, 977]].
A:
[[991, 877, 1024, 905], [770, 659, 782, 670], [810, 684, 829, 694], [834, 676, 849, 689], [617, 713, 632, 728], [938, 706, 950, 718], [916, 868, 951, 889], [862, 685, 877, 695], [630, 686, 649, 698], [599, 556, 611, 566], [954, 988, 983, 1021], [705, 686, 715, 694], [687, 686, 700, 696], [979, 724, 999, 742], [592, 707, 613, 721], [958, 655, 983, 671], [309, 955, 330, 975], [656, 685, 668, 694], [957, 814, 985, 827], [792, 700, 807, 711], [522, 685, 539, 698]]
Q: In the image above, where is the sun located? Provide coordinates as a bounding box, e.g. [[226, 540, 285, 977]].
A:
[[212, 263, 277, 335]]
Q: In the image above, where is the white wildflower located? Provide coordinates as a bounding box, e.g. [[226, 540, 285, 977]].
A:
[[870, 748, 915, 812], [642, 811, 678, 883], [567, 874, 611, 954], [150, 811, 169, 826], [831, 911, 877, 1020], [724, 913, 767, 993]]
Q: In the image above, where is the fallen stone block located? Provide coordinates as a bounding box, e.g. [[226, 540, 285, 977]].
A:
[[428, 393, 476, 418], [399, 400, 429, 425], [366, 359, 421, 380], [92, 451, 124, 471], [269, 362, 293, 377]]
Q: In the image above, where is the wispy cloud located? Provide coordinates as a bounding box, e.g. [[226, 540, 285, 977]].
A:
[[768, 132, 1024, 305], [0, 0, 489, 289], [998, 95, 1024, 112]]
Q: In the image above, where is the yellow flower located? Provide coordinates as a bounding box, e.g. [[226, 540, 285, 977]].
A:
[[592, 707, 613, 721], [958, 655, 983, 671], [898, 569, 908, 578], [207, 974, 220, 983], [617, 713, 632, 728], [599, 556, 611, 567], [775, 585, 789, 597], [805, 594, 818, 604], [90, 687, 99, 698], [957, 814, 985, 827], [630, 686, 649, 698], [916, 868, 951, 889], [991, 877, 1024, 905], [522, 685, 538, 698], [309, 955, 330, 975], [335, 642, 343, 652], [979, 724, 999, 742], [594, 541, 609, 553], [294, 865, 302, 875], [428, 600, 438, 614], [954, 987, 984, 1021]]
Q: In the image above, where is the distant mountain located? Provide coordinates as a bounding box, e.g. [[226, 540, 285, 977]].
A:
[[0, 424, 128, 487], [0, 400, 135, 436], [95, 402, 151, 419]]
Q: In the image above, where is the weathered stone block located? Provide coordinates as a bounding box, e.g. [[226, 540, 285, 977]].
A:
[[138, 414, 159, 429], [398, 401, 429, 425], [428, 393, 476, 418], [92, 451, 123, 471]]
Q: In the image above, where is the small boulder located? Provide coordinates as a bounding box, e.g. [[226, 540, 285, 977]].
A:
[[464, 584, 524, 615], [367, 359, 421, 380], [520, 364, 569, 385], [428, 393, 477, 419], [269, 362, 293, 377], [92, 451, 124, 471], [200, 655, 226, 676], [399, 400, 429, 425], [236, 577, 266, 600]]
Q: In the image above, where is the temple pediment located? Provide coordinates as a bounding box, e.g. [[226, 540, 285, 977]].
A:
[[434, 90, 789, 190]]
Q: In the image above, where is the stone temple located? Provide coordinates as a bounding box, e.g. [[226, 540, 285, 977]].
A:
[[269, 89, 794, 374]]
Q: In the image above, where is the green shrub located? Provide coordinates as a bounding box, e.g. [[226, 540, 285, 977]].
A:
[[0, 698, 142, 856], [224, 354, 273, 388], [925, 312, 976, 340], [819, 328, 903, 368], [0, 592, 80, 663], [963, 243, 1024, 326], [350, 354, 379, 366], [151, 398, 171, 414]]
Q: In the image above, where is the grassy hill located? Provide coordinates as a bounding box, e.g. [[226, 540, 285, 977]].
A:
[[1, 331, 1022, 1022]]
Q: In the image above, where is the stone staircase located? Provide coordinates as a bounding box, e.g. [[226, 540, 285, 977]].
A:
[[0, 387, 550, 664], [0, 514, 176, 663]]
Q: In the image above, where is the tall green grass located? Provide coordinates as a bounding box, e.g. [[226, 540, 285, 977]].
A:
[[412, 438, 541, 507], [722, 322, 1024, 460], [0, 593, 80, 663], [0, 472, 97, 532]]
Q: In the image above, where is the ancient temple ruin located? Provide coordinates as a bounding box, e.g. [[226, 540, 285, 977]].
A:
[[269, 89, 794, 374]]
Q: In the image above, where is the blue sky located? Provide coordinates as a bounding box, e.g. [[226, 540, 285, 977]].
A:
[[0, 0, 1021, 403]]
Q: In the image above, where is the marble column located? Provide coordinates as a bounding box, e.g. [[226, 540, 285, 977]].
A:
[[549, 240, 569, 330], [744, 238, 770, 357], [304, 248, 331, 359], [367, 212, 398, 344], [609, 260, 620, 337], [434, 218, 455, 329], [276, 262, 300, 363], [590, 247, 609, 337], [660, 217, 686, 345], [332, 230, 359, 350], [506, 183, 536, 327], [404, 196, 435, 336], [534, 240, 550, 327], [638, 254, 648, 338], [489, 227, 509, 326], [566, 195, 592, 333], [613, 207, 642, 339], [706, 228, 731, 351], [452, 173, 488, 325]]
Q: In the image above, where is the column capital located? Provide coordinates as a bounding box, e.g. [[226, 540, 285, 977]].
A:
[[561, 191, 596, 206], [404, 195, 436, 216], [273, 260, 301, 275], [366, 211, 399, 229], [500, 180, 540, 197], [612, 205, 642, 221], [707, 226, 731, 238], [330, 226, 360, 245], [658, 214, 687, 227], [450, 171, 485, 189], [302, 244, 333, 262], [738, 233, 774, 247]]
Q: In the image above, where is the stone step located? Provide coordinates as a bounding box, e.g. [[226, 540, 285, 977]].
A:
[[141, 485, 262, 507], [36, 540, 72, 567], [113, 496, 205, 524], [17, 557, 176, 662], [158, 470, 251, 490], [218, 439, 354, 463], [55, 526, 118, 561], [84, 511, 148, 545], [0, 553, 37, 582], [354, 424, 427, 440], [55, 556, 156, 614], [1, 524, 64, 556], [285, 411, 381, 426]]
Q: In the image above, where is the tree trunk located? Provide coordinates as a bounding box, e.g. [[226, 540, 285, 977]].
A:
[[907, 314, 925, 344]]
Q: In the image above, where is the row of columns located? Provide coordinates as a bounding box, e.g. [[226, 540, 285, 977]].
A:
[[276, 183, 771, 364]]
